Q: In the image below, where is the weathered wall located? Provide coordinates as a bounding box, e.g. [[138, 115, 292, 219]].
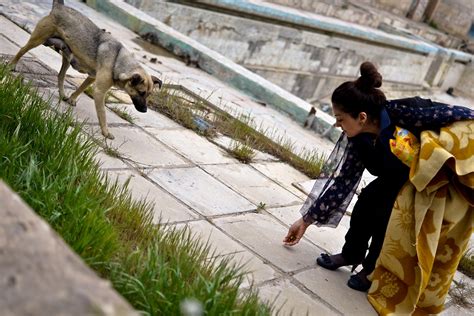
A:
[[128, 0, 439, 103], [267, 0, 474, 40], [267, 0, 412, 15], [410, 0, 429, 21], [455, 62, 474, 98], [352, 0, 413, 15], [431, 0, 474, 37], [265, 0, 346, 13], [265, 0, 459, 47], [0, 181, 137, 316]]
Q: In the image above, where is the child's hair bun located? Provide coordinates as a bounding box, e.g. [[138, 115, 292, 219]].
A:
[[356, 61, 382, 90]]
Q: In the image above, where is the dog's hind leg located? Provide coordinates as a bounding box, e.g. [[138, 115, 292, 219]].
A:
[[9, 16, 55, 67], [58, 54, 71, 100], [64, 75, 95, 106]]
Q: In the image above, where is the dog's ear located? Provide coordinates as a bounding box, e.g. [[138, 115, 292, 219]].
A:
[[151, 76, 162, 89], [118, 73, 143, 86]]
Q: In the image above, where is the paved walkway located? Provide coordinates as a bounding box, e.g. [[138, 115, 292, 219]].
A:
[[0, 1, 471, 315]]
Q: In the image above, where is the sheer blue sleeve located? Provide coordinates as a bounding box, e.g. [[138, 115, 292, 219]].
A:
[[300, 135, 364, 227]]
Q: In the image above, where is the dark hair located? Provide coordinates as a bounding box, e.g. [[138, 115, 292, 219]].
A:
[[331, 62, 386, 121]]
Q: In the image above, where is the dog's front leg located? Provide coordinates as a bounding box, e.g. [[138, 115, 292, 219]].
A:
[[66, 76, 95, 106], [93, 88, 114, 140]]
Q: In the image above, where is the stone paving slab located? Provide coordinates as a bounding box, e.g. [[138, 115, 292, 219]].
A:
[[177, 220, 279, 286], [441, 271, 474, 315], [99, 126, 190, 168], [214, 213, 324, 272], [39, 88, 128, 126], [67, 94, 130, 126], [108, 104, 184, 130], [108, 170, 198, 224], [202, 164, 302, 208], [257, 278, 337, 315], [148, 129, 237, 165], [295, 268, 377, 315], [148, 167, 256, 216], [95, 150, 130, 170], [0, 33, 31, 56], [251, 162, 310, 199], [441, 306, 473, 316], [267, 205, 351, 256]]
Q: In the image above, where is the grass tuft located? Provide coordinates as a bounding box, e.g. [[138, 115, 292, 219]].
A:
[[229, 140, 256, 163], [109, 106, 136, 124], [103, 143, 122, 158], [448, 278, 474, 309], [458, 248, 474, 278]]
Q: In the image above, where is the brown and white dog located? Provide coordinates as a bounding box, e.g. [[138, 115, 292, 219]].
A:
[[9, 0, 162, 139]]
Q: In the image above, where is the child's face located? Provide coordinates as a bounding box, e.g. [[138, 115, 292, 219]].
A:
[[332, 105, 367, 138]]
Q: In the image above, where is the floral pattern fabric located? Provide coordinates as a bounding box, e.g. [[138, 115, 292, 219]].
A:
[[367, 120, 474, 315]]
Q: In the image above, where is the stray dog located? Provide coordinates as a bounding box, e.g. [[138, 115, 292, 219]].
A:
[[9, 0, 162, 139]]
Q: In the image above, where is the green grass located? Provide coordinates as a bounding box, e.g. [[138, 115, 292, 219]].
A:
[[458, 248, 474, 278], [0, 63, 271, 315], [151, 86, 325, 178], [230, 140, 256, 163]]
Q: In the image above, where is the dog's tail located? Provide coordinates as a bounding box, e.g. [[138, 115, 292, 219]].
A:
[[53, 0, 64, 8]]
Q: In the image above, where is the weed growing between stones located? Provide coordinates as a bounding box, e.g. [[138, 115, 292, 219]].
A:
[[448, 278, 474, 309], [229, 140, 256, 163], [458, 248, 474, 278], [109, 106, 136, 124]]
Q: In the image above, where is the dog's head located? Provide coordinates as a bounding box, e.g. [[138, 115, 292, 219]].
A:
[[119, 70, 162, 113]]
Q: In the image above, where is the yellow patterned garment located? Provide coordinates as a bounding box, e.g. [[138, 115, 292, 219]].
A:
[[367, 120, 474, 315]]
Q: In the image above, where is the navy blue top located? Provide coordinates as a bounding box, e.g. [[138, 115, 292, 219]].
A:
[[300, 97, 474, 226]]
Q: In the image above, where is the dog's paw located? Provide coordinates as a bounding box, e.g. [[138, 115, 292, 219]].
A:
[[64, 97, 77, 107], [7, 62, 18, 72], [104, 132, 115, 140]]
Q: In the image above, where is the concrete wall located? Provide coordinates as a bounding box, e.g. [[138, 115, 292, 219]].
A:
[[128, 1, 441, 102], [0, 181, 137, 316], [455, 62, 474, 98], [265, 0, 459, 48], [354, 0, 413, 15], [267, 0, 412, 15], [411, 0, 429, 21], [431, 0, 474, 37]]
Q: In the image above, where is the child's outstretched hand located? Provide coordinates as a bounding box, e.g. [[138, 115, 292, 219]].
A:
[[283, 217, 311, 246]]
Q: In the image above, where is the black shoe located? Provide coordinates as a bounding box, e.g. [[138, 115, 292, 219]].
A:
[[347, 270, 372, 292], [316, 253, 359, 272]]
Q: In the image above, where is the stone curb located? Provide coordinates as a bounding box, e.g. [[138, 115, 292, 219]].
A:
[[0, 181, 137, 316]]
